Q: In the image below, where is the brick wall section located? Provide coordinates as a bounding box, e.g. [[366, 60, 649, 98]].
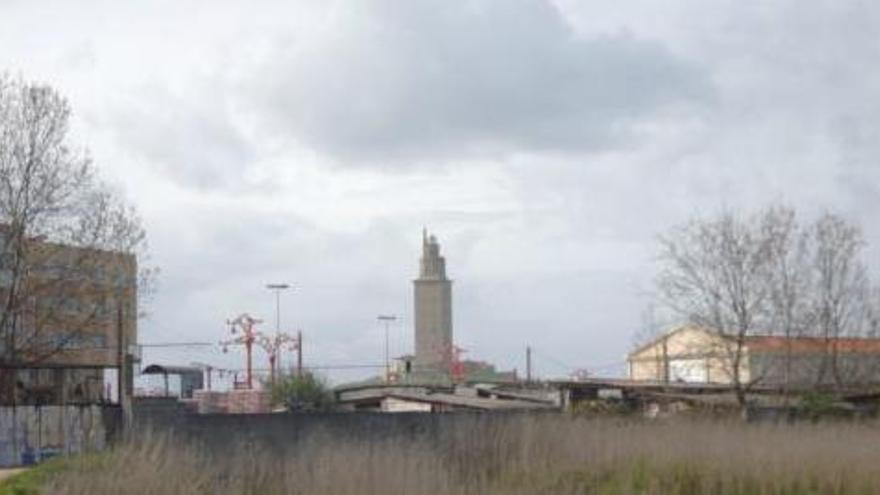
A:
[[225, 390, 270, 414], [192, 390, 270, 414]]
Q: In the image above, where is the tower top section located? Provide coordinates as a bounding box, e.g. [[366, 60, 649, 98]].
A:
[[419, 228, 448, 280]]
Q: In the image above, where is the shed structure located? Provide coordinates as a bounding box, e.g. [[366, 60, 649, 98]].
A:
[[141, 364, 204, 398]]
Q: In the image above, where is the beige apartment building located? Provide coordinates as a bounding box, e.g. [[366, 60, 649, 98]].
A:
[[0, 227, 138, 404]]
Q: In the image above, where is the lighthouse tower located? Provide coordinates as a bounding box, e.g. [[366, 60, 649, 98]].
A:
[[413, 229, 453, 371]]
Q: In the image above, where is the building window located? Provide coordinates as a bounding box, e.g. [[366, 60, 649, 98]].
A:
[[49, 332, 108, 350]]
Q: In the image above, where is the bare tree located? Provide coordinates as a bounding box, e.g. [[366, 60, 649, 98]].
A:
[[657, 209, 781, 405], [761, 207, 811, 397], [806, 213, 870, 388], [657, 206, 880, 403], [0, 75, 152, 401]]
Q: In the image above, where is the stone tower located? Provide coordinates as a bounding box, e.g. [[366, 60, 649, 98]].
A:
[[414, 229, 453, 371]]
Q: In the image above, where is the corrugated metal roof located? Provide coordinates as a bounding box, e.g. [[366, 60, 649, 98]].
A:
[[746, 336, 880, 353]]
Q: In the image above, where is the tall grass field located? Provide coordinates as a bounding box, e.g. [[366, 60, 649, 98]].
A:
[[28, 416, 880, 494]]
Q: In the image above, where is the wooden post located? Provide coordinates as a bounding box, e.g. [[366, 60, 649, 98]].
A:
[[269, 354, 276, 387], [662, 336, 670, 383], [246, 336, 253, 389], [116, 301, 131, 430], [116, 303, 124, 404]]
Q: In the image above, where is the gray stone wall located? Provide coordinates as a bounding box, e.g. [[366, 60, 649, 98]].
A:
[[133, 408, 553, 458]]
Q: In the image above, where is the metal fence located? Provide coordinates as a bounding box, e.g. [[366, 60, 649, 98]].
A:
[[0, 405, 116, 467]]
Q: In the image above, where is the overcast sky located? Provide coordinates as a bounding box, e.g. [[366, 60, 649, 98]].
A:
[[3, 0, 879, 384]]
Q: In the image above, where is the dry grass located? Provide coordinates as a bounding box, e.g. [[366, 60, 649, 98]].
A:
[[41, 415, 880, 494]]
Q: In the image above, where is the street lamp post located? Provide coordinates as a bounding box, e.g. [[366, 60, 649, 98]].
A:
[[266, 283, 292, 368], [377, 315, 397, 382], [266, 283, 291, 331]]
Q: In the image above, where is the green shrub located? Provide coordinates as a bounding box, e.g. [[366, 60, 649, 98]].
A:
[[800, 391, 839, 420], [268, 372, 334, 411]]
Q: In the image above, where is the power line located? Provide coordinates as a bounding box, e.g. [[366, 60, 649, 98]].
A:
[[139, 364, 387, 374], [140, 342, 213, 348], [300, 364, 385, 370], [588, 361, 627, 371], [531, 347, 575, 373], [7, 342, 217, 353], [215, 364, 386, 371], [530, 348, 627, 375]]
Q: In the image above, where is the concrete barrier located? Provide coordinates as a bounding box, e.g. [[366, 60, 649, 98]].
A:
[[0, 405, 120, 467]]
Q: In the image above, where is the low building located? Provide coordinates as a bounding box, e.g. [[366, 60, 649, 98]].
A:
[[387, 355, 518, 385], [141, 365, 204, 399], [335, 383, 558, 413], [628, 325, 880, 387]]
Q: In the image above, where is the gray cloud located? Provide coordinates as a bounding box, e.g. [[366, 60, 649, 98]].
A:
[[10, 0, 880, 384], [107, 85, 256, 190], [127, 0, 880, 380], [250, 0, 710, 164]]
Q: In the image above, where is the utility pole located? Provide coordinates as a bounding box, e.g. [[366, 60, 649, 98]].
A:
[[266, 283, 292, 372], [662, 336, 670, 383], [297, 330, 303, 377], [256, 332, 298, 387], [450, 345, 467, 383], [221, 314, 263, 389], [270, 354, 277, 385], [526, 345, 532, 384], [116, 302, 127, 426], [377, 315, 397, 382]]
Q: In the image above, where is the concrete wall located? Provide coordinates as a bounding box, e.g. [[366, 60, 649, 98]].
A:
[[132, 397, 189, 427], [0, 405, 120, 467], [131, 399, 554, 456]]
